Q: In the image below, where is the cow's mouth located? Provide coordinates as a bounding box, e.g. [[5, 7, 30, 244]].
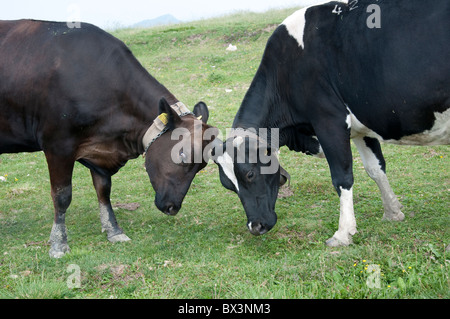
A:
[[247, 221, 271, 236], [163, 204, 180, 216], [155, 194, 181, 216]]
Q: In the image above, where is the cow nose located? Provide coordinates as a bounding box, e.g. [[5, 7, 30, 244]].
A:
[[247, 221, 269, 236], [164, 204, 180, 216]]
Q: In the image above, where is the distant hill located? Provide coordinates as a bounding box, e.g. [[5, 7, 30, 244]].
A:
[[132, 14, 181, 28]]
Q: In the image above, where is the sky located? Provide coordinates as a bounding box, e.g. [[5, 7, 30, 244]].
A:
[[1, 0, 322, 29]]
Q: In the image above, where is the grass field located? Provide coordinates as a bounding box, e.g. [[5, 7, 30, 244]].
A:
[[0, 8, 449, 299]]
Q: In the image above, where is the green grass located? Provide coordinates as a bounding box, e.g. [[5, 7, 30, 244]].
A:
[[1, 8, 449, 299]]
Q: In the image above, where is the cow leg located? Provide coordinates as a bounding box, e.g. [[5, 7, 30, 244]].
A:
[[90, 170, 131, 243], [314, 121, 357, 247], [46, 154, 74, 258], [353, 137, 405, 221]]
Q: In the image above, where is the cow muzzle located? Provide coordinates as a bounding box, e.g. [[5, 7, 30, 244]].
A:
[[155, 193, 181, 216], [162, 203, 180, 216], [247, 221, 273, 236]]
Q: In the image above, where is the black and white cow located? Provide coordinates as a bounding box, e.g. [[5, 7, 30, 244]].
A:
[[212, 0, 449, 246]]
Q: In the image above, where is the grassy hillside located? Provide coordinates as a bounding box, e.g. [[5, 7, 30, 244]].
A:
[[0, 8, 449, 299]]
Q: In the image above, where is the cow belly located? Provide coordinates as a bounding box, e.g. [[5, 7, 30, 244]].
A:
[[348, 108, 450, 146], [390, 109, 450, 145], [0, 126, 41, 153]]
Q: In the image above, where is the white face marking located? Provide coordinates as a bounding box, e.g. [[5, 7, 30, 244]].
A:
[[217, 151, 239, 192], [281, 1, 348, 49]]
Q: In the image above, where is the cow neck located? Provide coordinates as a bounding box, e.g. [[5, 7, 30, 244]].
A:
[[122, 57, 189, 155], [142, 102, 193, 154], [231, 71, 293, 150], [228, 128, 278, 152]]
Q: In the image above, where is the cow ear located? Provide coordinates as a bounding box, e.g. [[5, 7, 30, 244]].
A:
[[159, 97, 181, 131], [193, 101, 209, 123]]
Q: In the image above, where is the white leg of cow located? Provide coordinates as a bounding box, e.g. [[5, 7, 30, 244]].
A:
[[99, 203, 131, 242], [314, 115, 357, 247], [91, 171, 131, 243], [353, 137, 405, 221], [45, 154, 74, 258], [326, 187, 357, 247], [49, 210, 70, 258]]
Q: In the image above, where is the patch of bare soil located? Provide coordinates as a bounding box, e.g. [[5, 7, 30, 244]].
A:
[[113, 202, 140, 211]]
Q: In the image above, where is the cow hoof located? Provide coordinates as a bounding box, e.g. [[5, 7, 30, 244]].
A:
[[382, 211, 405, 222], [108, 233, 131, 243], [326, 236, 352, 247], [49, 244, 70, 258]]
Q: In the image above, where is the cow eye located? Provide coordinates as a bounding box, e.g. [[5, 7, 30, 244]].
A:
[[246, 170, 255, 181]]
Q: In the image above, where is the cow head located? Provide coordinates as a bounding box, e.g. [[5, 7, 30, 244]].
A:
[[211, 133, 289, 235], [145, 98, 218, 216]]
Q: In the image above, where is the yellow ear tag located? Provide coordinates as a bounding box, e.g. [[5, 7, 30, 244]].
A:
[[197, 115, 203, 121], [158, 113, 169, 125]]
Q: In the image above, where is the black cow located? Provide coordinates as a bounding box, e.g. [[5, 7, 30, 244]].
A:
[[212, 0, 449, 246], [0, 20, 216, 257]]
